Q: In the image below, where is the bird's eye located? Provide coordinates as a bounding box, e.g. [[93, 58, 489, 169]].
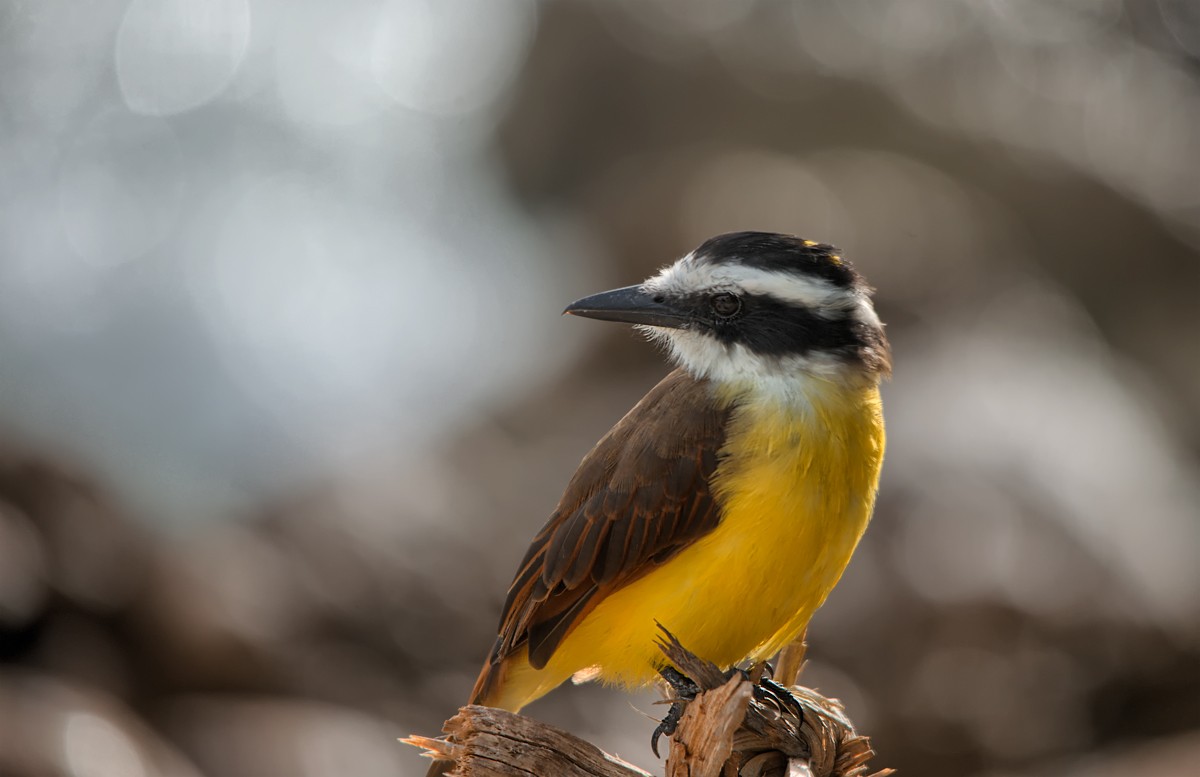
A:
[[711, 292, 742, 318]]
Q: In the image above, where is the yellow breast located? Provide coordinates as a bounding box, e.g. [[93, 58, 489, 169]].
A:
[[493, 379, 885, 710], [705, 381, 886, 661]]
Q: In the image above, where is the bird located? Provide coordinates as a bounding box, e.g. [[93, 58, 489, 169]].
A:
[[426, 231, 889, 774]]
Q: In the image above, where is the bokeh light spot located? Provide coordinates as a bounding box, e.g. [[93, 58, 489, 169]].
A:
[[62, 712, 147, 777], [57, 111, 185, 268], [116, 0, 251, 116], [371, 0, 537, 116]]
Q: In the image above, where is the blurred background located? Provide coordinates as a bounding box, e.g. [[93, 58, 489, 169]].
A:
[[1, 1, 1199, 775]]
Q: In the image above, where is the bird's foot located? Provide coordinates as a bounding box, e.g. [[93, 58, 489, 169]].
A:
[[758, 676, 806, 721], [660, 665, 701, 698], [734, 662, 805, 722], [650, 664, 805, 757], [651, 666, 700, 758]]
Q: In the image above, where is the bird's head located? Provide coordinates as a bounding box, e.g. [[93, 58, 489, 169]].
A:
[[565, 232, 890, 388]]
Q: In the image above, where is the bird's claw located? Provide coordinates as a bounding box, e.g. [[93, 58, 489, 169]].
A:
[[650, 701, 685, 758], [651, 666, 700, 758], [755, 676, 806, 722], [725, 664, 806, 722]]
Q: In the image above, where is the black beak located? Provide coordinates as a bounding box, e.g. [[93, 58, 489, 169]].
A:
[[563, 285, 691, 329]]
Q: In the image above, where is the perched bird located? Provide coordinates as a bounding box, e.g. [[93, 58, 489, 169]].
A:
[[428, 231, 889, 773]]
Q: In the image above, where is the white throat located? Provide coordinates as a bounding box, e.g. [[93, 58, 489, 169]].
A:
[[639, 326, 864, 409]]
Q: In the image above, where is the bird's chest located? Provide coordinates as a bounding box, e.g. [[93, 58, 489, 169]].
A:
[[700, 389, 886, 617]]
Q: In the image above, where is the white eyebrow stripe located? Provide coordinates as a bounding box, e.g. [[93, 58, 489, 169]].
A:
[[645, 256, 852, 311], [732, 270, 843, 309]]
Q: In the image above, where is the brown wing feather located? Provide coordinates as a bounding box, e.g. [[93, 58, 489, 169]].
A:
[[478, 368, 732, 689]]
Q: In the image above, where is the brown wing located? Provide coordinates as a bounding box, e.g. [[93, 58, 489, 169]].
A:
[[480, 368, 732, 684]]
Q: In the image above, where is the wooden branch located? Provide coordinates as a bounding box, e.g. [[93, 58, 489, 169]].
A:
[[774, 637, 808, 688], [403, 705, 653, 777], [407, 629, 890, 777], [654, 628, 891, 777], [665, 673, 752, 777]]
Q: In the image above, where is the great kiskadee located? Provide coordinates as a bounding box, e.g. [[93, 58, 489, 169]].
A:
[[428, 231, 889, 773]]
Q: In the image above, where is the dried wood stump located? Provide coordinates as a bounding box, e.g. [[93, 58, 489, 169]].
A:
[[406, 628, 891, 777]]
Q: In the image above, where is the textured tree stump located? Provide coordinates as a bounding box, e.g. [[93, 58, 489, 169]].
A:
[[405, 705, 653, 777], [406, 628, 891, 777]]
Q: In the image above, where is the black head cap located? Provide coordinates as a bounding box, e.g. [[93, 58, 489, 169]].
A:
[[692, 231, 864, 291]]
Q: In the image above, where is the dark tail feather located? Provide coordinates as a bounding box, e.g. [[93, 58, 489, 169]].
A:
[[469, 641, 507, 707]]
